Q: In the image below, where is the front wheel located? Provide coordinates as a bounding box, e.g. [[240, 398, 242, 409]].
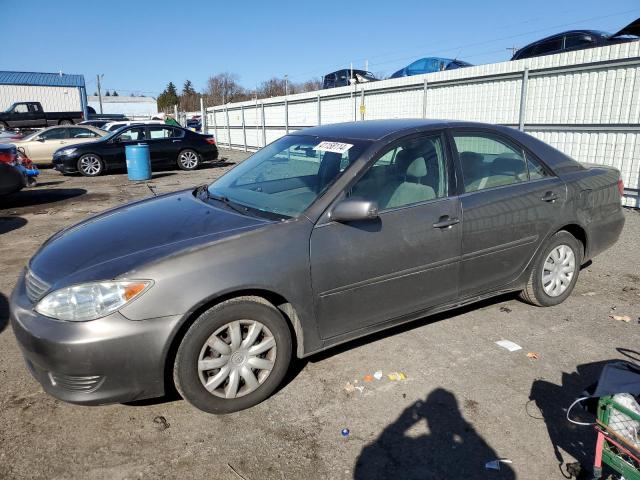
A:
[[177, 149, 200, 170], [0, 121, 9, 131], [520, 231, 582, 307], [173, 296, 292, 414], [77, 154, 104, 176], [59, 119, 73, 125]]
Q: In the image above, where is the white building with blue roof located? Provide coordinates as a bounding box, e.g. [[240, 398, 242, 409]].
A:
[[0, 71, 88, 118]]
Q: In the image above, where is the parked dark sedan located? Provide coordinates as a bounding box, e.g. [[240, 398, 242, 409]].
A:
[[512, 17, 639, 60], [52, 124, 218, 176], [11, 120, 624, 413]]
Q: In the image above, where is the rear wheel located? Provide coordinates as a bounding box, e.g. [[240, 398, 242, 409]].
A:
[[173, 296, 292, 414], [177, 149, 200, 170], [520, 231, 582, 307], [58, 119, 73, 125], [77, 154, 104, 176]]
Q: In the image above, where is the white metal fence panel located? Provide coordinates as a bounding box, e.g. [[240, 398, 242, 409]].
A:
[[207, 42, 640, 206]]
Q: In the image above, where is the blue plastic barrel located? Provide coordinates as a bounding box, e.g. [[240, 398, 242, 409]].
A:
[[125, 144, 151, 181]]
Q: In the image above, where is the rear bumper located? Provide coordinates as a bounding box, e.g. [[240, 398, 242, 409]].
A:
[[10, 271, 181, 405]]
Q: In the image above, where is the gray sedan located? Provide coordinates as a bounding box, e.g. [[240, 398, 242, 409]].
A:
[[10, 120, 625, 413]]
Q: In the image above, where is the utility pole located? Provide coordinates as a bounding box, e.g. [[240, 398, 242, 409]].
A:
[[507, 46, 519, 57], [96, 74, 104, 114], [284, 74, 289, 96]]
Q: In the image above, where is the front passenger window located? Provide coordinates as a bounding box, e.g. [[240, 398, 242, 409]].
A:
[[454, 134, 528, 192], [350, 135, 447, 210]]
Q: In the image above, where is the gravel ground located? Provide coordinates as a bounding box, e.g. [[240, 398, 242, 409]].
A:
[[1, 149, 639, 480]]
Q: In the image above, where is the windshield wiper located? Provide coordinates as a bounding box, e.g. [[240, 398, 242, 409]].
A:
[[204, 189, 249, 217]]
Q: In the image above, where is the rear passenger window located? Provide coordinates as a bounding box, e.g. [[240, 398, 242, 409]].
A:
[[454, 134, 527, 192], [526, 154, 550, 180], [349, 134, 447, 210]]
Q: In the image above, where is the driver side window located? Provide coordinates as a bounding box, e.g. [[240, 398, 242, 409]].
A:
[[37, 128, 67, 140], [118, 127, 146, 142], [349, 134, 448, 211]]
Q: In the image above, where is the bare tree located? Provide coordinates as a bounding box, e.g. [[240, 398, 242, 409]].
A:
[[258, 77, 289, 98], [204, 73, 248, 105], [297, 77, 323, 92]]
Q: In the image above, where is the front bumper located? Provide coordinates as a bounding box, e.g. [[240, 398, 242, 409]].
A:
[[52, 153, 80, 173], [10, 271, 182, 405]]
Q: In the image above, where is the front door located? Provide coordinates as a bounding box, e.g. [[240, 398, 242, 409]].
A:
[[102, 126, 147, 169], [24, 127, 69, 162], [310, 132, 461, 339], [451, 130, 567, 296]]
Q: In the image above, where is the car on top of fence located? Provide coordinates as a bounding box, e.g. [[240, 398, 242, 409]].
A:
[[389, 57, 473, 78], [323, 69, 378, 89], [512, 17, 640, 60], [11, 119, 625, 414]]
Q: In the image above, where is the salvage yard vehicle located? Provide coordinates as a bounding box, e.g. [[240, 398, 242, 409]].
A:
[[322, 69, 378, 89], [512, 17, 640, 60], [0, 102, 84, 130], [390, 57, 473, 78], [52, 124, 218, 176], [12, 125, 106, 164], [11, 120, 625, 414], [0, 143, 38, 195], [101, 120, 165, 132]]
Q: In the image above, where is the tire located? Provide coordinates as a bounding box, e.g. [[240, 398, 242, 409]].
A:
[[177, 149, 200, 170], [520, 231, 583, 307], [59, 119, 73, 125], [173, 296, 292, 414], [0, 121, 8, 131], [77, 154, 104, 177]]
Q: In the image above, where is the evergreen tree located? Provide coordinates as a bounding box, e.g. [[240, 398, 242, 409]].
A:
[[105, 91, 111, 96], [112, 91, 119, 96]]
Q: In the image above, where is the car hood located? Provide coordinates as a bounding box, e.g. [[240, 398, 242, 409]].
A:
[[29, 189, 273, 287], [611, 17, 640, 38]]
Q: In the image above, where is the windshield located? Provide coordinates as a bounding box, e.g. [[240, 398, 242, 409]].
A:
[[208, 134, 370, 218]]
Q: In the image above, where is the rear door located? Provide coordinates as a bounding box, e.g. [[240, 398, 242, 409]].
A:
[[310, 132, 461, 339], [451, 129, 567, 297], [146, 126, 183, 165]]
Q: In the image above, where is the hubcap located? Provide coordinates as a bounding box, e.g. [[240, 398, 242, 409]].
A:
[[197, 320, 277, 399], [80, 156, 101, 175], [180, 151, 198, 168], [542, 244, 576, 297]]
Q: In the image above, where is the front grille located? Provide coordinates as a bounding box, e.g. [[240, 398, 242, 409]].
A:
[[48, 373, 105, 393], [25, 270, 50, 303]]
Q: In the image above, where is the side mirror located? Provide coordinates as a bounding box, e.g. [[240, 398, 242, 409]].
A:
[[36, 137, 45, 142], [330, 199, 379, 223], [112, 136, 121, 143]]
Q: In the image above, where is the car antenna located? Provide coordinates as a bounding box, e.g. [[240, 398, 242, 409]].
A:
[[146, 183, 157, 197]]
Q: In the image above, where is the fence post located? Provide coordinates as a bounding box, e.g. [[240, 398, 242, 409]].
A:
[[225, 106, 231, 149], [261, 102, 266, 147], [284, 99, 289, 134], [212, 108, 218, 143], [200, 97, 205, 133], [241, 105, 247, 152], [422, 79, 428, 119], [360, 87, 365, 121], [317, 94, 321, 125], [519, 68, 529, 131]]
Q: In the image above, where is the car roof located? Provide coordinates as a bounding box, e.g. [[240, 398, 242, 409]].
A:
[[289, 119, 504, 141], [515, 29, 609, 54]]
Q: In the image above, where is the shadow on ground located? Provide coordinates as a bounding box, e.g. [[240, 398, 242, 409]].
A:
[[0, 216, 27, 234], [0, 292, 9, 334], [1, 188, 87, 210], [354, 388, 515, 479]]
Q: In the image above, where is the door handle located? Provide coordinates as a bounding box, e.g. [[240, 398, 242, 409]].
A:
[[172, 139, 182, 143], [433, 215, 460, 229], [541, 191, 558, 202]]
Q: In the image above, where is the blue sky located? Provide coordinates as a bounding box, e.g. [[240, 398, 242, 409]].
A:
[[3, 0, 640, 97]]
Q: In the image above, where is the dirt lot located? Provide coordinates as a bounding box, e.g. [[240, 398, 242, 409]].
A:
[[1, 150, 639, 480]]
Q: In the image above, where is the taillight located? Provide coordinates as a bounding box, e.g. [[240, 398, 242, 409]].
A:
[[617, 178, 624, 197], [205, 137, 216, 145], [0, 152, 15, 164]]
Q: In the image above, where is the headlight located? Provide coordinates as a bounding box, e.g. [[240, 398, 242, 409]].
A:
[[58, 147, 77, 156], [35, 280, 152, 321]]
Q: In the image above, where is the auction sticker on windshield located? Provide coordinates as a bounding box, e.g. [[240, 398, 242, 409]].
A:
[[313, 141, 353, 154]]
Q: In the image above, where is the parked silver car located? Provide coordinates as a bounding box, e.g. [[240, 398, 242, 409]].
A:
[[10, 120, 625, 413]]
